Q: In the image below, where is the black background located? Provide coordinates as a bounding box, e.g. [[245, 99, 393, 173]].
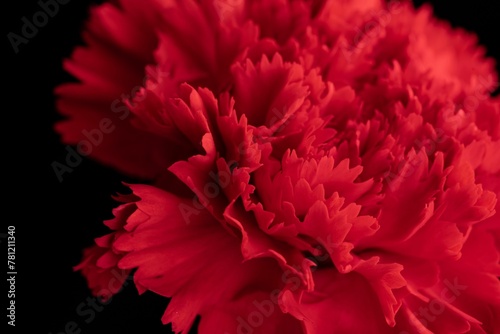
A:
[[4, 1, 500, 333]]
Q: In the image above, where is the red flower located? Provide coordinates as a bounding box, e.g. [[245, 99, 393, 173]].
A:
[[64, 0, 500, 333]]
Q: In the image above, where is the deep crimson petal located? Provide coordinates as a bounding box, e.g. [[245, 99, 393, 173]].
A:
[[153, 0, 259, 93], [232, 53, 310, 128], [55, 0, 173, 179], [74, 199, 133, 301], [74, 245, 130, 301], [198, 291, 304, 334], [282, 268, 395, 334]]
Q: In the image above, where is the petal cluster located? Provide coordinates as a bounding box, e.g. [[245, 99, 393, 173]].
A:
[[60, 1, 500, 333]]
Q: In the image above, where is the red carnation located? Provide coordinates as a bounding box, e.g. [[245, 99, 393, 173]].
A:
[[58, 0, 500, 333]]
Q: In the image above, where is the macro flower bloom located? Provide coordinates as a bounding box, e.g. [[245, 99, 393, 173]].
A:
[[58, 0, 500, 333]]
